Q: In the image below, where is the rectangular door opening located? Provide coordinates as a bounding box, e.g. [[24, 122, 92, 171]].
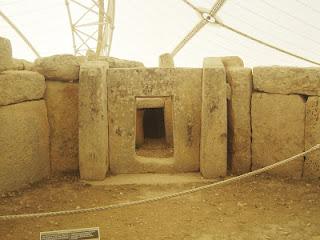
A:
[[135, 97, 173, 158]]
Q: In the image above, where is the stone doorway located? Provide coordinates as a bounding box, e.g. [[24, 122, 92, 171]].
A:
[[135, 97, 174, 158]]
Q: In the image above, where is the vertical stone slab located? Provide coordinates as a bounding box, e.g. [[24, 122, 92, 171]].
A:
[[79, 61, 109, 180], [135, 109, 144, 147], [200, 58, 227, 178], [304, 97, 320, 179], [159, 53, 174, 68], [221, 56, 244, 69], [0, 100, 49, 193], [251, 93, 305, 178], [45, 81, 79, 174], [227, 68, 252, 174], [164, 97, 174, 147], [0, 37, 12, 72]]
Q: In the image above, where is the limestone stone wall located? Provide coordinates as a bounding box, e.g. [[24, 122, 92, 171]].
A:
[[108, 68, 202, 174], [0, 70, 45, 106], [304, 97, 320, 179], [252, 66, 320, 179], [0, 100, 50, 193], [251, 93, 305, 178]]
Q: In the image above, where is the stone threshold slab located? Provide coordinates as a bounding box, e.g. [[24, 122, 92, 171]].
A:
[[82, 173, 216, 186]]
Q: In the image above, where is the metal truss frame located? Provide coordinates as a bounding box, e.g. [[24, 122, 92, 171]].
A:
[[65, 0, 115, 57]]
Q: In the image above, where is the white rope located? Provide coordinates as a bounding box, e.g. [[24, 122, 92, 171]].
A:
[[217, 20, 320, 66], [0, 144, 319, 221]]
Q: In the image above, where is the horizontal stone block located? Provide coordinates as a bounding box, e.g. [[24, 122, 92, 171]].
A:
[[136, 97, 164, 109], [11, 58, 34, 71], [252, 93, 305, 178], [34, 54, 82, 82], [45, 81, 79, 174], [0, 100, 50, 193], [0, 70, 45, 106], [253, 66, 320, 96]]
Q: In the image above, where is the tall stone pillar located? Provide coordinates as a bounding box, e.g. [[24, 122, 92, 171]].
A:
[[227, 68, 252, 174], [304, 96, 320, 179], [79, 61, 109, 180], [200, 57, 227, 178]]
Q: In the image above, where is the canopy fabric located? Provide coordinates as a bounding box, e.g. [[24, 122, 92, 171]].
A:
[[1, 0, 319, 67]]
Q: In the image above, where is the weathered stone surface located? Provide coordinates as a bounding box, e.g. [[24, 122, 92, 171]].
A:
[[203, 57, 225, 68], [0, 37, 12, 72], [253, 67, 320, 96], [304, 96, 320, 179], [79, 61, 109, 180], [84, 55, 144, 68], [221, 56, 244, 69], [159, 53, 174, 68], [0, 70, 45, 106], [135, 109, 144, 147], [45, 81, 79, 174], [11, 58, 34, 71], [103, 57, 144, 68], [200, 58, 227, 178], [34, 54, 82, 82], [0, 100, 50, 193], [108, 68, 201, 174], [252, 93, 305, 178], [227, 68, 252, 174], [136, 97, 164, 108]]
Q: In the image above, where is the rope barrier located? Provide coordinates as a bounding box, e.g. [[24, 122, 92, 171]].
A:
[[0, 144, 319, 221]]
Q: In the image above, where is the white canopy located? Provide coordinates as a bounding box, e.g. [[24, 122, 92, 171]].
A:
[[1, 0, 320, 67]]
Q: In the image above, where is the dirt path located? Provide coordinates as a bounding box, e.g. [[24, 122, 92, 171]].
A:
[[0, 174, 319, 240]]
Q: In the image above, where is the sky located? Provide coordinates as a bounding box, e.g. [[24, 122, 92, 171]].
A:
[[1, 0, 320, 67]]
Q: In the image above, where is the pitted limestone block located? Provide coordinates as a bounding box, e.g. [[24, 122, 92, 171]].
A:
[[104, 57, 144, 68], [0, 100, 50, 193], [79, 61, 109, 180], [203, 57, 224, 68], [84, 55, 144, 68], [227, 68, 252, 174], [252, 93, 305, 178], [34, 54, 82, 82], [0, 37, 13, 72], [11, 59, 34, 71], [45, 81, 79, 174], [200, 58, 227, 178], [159, 53, 174, 68], [253, 67, 320, 96], [135, 109, 144, 147], [304, 97, 320, 179], [0, 70, 45, 106], [136, 97, 164, 109], [221, 56, 244, 69], [108, 68, 202, 174]]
